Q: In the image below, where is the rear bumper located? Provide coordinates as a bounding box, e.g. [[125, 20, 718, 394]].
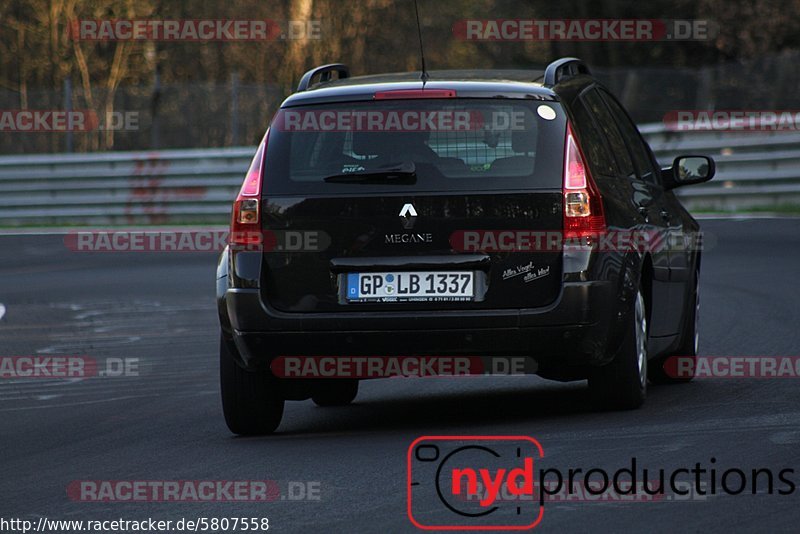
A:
[[225, 280, 620, 376]]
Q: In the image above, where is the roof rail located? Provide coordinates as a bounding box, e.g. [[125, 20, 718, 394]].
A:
[[543, 57, 590, 87], [296, 63, 350, 92]]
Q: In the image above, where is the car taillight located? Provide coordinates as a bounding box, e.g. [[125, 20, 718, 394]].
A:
[[563, 122, 606, 240], [230, 132, 268, 247]]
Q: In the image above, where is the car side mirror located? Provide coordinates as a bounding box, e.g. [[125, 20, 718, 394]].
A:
[[662, 155, 715, 190]]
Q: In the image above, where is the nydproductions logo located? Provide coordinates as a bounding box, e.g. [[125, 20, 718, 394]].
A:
[[407, 436, 545, 530], [408, 440, 798, 530]]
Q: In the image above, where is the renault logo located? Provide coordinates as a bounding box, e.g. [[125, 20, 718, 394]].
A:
[[399, 203, 417, 229]]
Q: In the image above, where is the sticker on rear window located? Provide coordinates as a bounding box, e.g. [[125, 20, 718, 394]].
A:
[[537, 105, 557, 120], [342, 164, 366, 173]]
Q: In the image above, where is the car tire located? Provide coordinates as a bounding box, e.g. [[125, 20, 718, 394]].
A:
[[649, 271, 699, 384], [312, 380, 359, 407], [589, 287, 648, 410], [220, 335, 284, 435]]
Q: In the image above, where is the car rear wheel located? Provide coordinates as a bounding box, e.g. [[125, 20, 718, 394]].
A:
[[220, 335, 284, 435], [589, 288, 647, 410], [312, 380, 359, 407], [649, 272, 699, 384]]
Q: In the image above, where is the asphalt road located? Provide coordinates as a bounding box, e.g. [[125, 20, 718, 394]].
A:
[[1, 218, 799, 533]]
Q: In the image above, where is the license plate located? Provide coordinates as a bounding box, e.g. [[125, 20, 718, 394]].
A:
[[346, 271, 474, 302]]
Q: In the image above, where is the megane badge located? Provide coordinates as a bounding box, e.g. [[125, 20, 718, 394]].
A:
[[399, 203, 417, 229]]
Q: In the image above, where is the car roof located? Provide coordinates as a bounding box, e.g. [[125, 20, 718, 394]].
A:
[[280, 69, 561, 108]]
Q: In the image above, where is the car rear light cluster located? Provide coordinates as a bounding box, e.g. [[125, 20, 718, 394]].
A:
[[230, 132, 268, 247], [563, 123, 606, 240]]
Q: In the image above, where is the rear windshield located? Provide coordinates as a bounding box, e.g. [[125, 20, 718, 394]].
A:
[[262, 99, 565, 195]]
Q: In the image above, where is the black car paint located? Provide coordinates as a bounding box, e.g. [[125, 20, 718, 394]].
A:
[[217, 74, 703, 386]]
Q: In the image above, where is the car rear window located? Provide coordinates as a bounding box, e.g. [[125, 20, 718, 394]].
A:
[[262, 99, 566, 195]]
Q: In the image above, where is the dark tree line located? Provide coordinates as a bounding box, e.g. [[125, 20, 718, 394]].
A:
[[1, 0, 798, 152]]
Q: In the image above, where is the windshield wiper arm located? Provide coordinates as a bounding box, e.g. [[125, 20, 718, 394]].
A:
[[323, 161, 416, 183]]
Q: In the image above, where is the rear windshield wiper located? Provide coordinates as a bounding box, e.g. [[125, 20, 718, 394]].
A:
[[323, 161, 416, 184]]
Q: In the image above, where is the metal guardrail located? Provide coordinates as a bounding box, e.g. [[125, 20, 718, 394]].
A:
[[0, 125, 797, 226], [639, 125, 800, 210], [0, 148, 253, 225]]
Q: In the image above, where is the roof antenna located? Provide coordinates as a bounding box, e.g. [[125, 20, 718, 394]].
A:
[[413, 0, 429, 83]]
